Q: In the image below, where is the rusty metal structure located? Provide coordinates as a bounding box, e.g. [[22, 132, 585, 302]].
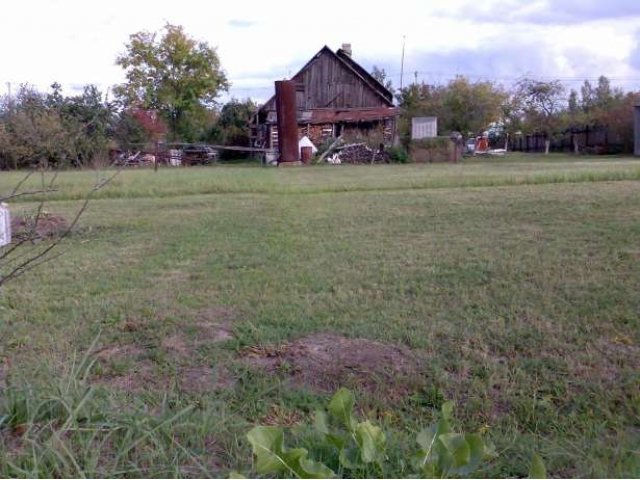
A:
[[274, 80, 299, 163], [635, 105, 640, 156]]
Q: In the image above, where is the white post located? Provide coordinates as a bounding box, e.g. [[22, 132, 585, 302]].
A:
[[0, 203, 11, 246]]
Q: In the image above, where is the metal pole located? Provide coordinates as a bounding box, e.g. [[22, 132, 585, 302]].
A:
[[635, 105, 640, 156], [400, 36, 406, 91], [275, 80, 299, 164]]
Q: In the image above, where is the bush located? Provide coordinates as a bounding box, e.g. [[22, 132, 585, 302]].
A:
[[386, 146, 409, 163]]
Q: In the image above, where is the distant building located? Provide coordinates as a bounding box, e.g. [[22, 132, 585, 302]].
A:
[[251, 44, 399, 150]]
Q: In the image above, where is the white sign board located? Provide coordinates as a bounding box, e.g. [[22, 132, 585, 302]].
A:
[[411, 117, 438, 139], [0, 203, 11, 246]]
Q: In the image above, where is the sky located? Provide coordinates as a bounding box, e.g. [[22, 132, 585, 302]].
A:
[[2, 0, 640, 104]]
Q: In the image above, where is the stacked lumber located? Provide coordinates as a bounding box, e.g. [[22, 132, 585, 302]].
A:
[[336, 143, 390, 164], [113, 151, 156, 167]]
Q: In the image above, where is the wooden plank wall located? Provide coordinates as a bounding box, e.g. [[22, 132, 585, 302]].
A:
[[263, 51, 389, 112]]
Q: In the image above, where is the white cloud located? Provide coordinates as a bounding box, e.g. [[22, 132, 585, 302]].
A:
[[1, 0, 639, 103]]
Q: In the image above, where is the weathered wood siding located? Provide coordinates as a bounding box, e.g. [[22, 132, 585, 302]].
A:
[[262, 50, 389, 112]]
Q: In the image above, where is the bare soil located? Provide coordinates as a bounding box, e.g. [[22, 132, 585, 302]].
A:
[[10, 213, 68, 241], [241, 333, 422, 395], [93, 341, 233, 393]]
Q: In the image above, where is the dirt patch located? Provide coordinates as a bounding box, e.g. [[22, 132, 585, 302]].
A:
[[92, 342, 233, 393], [94, 361, 232, 394], [241, 333, 422, 394], [162, 334, 192, 357], [10, 213, 68, 241], [94, 343, 146, 360], [179, 366, 234, 393], [195, 323, 234, 344], [567, 336, 640, 384], [189, 306, 236, 344]]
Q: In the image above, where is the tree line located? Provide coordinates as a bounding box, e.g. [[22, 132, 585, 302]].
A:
[[1, 23, 639, 169], [0, 24, 257, 169], [392, 72, 639, 154]]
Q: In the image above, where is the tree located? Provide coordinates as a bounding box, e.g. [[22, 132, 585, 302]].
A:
[[563, 88, 586, 154], [218, 98, 257, 146], [516, 78, 565, 154], [371, 66, 394, 93], [0, 83, 114, 169], [396, 76, 506, 142], [440, 76, 507, 137], [114, 24, 229, 140]]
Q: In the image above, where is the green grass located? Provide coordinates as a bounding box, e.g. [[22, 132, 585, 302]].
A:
[[1, 153, 639, 477], [1, 153, 640, 202]]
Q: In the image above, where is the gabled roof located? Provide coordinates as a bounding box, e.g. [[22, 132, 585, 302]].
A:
[[259, 45, 394, 112], [334, 47, 393, 104]]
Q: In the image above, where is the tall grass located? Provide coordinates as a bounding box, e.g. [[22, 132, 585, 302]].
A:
[[1, 156, 640, 203], [0, 337, 241, 478]]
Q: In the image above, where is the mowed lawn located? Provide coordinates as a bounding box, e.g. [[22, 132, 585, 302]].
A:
[[1, 155, 639, 477]]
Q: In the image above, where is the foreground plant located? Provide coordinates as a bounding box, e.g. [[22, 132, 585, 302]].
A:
[[246, 388, 500, 478]]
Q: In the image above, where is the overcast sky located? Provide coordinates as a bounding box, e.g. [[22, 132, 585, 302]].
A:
[[2, 0, 640, 104]]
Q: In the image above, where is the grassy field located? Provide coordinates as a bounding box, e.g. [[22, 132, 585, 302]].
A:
[[0, 154, 639, 477]]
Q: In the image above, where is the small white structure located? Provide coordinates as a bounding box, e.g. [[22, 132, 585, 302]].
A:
[[0, 203, 11, 246], [298, 136, 318, 157], [411, 117, 438, 140]]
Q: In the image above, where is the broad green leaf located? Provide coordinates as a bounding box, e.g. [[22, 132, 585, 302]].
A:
[[439, 433, 470, 468], [415, 425, 439, 470], [417, 425, 438, 451], [529, 453, 547, 479], [283, 448, 335, 479], [454, 434, 485, 475], [339, 444, 360, 469], [296, 457, 335, 478], [419, 461, 439, 479], [313, 409, 329, 435], [246, 426, 287, 474], [441, 401, 454, 422], [326, 432, 347, 450], [328, 388, 356, 430], [355, 420, 386, 463], [228, 472, 246, 479], [247, 426, 334, 478]]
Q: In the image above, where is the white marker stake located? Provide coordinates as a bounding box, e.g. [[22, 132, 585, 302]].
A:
[[0, 203, 11, 246]]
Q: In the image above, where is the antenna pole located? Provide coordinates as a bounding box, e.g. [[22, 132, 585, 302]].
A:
[[400, 35, 406, 91]]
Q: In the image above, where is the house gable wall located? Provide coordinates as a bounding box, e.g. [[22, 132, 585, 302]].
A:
[[261, 48, 392, 113]]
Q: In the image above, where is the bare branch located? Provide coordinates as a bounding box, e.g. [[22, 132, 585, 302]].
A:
[[0, 168, 122, 287], [1, 188, 59, 202]]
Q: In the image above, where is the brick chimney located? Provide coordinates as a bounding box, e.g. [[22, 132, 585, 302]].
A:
[[340, 43, 352, 57]]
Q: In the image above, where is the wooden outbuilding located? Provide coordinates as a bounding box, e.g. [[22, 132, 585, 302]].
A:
[[251, 44, 399, 151]]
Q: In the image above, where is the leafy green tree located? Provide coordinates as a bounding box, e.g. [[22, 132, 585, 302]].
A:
[[0, 83, 114, 169], [0, 84, 73, 168], [440, 76, 507, 137], [114, 23, 229, 140], [515, 78, 565, 154], [218, 98, 257, 146], [397, 76, 506, 142]]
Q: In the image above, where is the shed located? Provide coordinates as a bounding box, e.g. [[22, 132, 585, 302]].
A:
[[251, 44, 399, 150]]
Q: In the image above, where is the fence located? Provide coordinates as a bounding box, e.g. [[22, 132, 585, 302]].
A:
[[506, 125, 631, 154]]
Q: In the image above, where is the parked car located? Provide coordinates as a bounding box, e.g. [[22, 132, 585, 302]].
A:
[[181, 144, 218, 165]]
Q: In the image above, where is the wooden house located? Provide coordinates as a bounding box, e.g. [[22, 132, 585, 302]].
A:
[[251, 44, 399, 150]]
